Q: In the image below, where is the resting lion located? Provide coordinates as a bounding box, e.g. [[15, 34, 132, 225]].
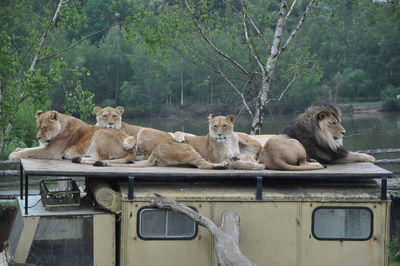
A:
[[258, 105, 375, 170], [102, 114, 265, 170], [94, 106, 173, 159], [9, 110, 136, 164], [93, 106, 145, 138]]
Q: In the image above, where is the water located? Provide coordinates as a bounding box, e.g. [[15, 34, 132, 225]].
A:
[[126, 111, 400, 152]]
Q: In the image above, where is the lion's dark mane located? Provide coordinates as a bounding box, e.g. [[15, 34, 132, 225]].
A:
[[282, 105, 348, 164]]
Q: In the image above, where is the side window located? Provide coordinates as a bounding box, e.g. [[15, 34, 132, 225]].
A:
[[137, 207, 198, 240], [312, 207, 373, 240]]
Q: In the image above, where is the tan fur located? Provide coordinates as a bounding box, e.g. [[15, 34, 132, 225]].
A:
[[258, 134, 325, 171], [94, 106, 144, 137], [136, 128, 174, 159], [155, 115, 264, 169], [9, 110, 136, 163], [111, 114, 264, 170], [259, 105, 376, 170]]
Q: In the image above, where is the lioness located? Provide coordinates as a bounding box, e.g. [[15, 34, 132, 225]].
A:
[[259, 105, 375, 170], [9, 110, 136, 164], [94, 106, 173, 159], [102, 114, 265, 170], [94, 106, 145, 138]]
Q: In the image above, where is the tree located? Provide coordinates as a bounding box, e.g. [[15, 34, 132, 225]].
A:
[[133, 0, 319, 134]]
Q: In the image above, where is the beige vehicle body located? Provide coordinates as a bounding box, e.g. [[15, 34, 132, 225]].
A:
[[119, 179, 390, 266]]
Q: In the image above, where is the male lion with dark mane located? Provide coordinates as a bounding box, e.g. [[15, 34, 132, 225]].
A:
[[9, 110, 136, 164], [258, 105, 375, 170]]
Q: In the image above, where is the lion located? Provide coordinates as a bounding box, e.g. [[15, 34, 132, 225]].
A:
[[9, 110, 136, 164], [101, 114, 265, 170], [93, 106, 174, 159], [93, 106, 145, 138], [258, 105, 375, 170]]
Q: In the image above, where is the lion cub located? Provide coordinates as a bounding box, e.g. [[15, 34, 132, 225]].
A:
[[9, 110, 136, 164]]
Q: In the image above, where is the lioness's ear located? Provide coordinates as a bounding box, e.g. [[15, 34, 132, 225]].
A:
[[208, 114, 215, 122], [93, 106, 103, 116], [51, 111, 58, 121], [226, 114, 235, 123], [116, 106, 124, 115], [36, 110, 44, 118], [317, 111, 329, 121]]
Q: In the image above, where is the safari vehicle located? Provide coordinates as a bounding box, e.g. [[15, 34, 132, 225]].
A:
[[2, 159, 393, 266]]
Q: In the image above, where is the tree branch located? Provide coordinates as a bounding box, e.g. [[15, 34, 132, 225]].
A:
[[29, 0, 64, 71], [40, 22, 124, 61], [216, 64, 254, 118], [150, 195, 257, 266], [183, 0, 249, 76], [241, 2, 271, 50], [279, 0, 317, 55], [242, 12, 265, 74]]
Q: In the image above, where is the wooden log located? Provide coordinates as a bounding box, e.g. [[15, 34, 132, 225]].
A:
[[0, 170, 19, 176], [88, 180, 121, 214], [0, 160, 19, 166], [375, 158, 400, 165], [357, 148, 400, 155], [151, 195, 257, 266]]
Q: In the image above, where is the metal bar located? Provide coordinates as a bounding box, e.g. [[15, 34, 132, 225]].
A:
[[381, 178, 387, 201], [128, 176, 135, 200], [25, 173, 28, 215], [20, 163, 23, 200], [256, 176, 263, 200]]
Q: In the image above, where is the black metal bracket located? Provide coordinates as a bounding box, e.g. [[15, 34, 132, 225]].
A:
[[381, 178, 387, 201], [128, 176, 135, 200], [256, 176, 263, 200], [20, 163, 23, 200]]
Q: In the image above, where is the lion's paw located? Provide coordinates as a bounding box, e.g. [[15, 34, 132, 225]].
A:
[[171, 131, 186, 143], [363, 154, 376, 163], [9, 151, 21, 160]]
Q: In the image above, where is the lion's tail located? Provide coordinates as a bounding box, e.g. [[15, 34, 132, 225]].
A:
[[272, 159, 325, 171]]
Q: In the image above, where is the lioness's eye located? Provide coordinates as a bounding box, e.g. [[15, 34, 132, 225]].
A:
[[113, 115, 117, 118], [214, 125, 217, 128], [103, 115, 107, 118]]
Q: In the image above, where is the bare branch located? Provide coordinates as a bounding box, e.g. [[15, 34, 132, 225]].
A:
[[29, 0, 64, 71], [280, 0, 317, 55], [271, 75, 298, 102], [183, 0, 249, 76], [216, 64, 254, 118], [40, 22, 124, 61], [242, 12, 265, 73], [241, 3, 271, 50], [285, 0, 297, 21], [151, 195, 257, 266]]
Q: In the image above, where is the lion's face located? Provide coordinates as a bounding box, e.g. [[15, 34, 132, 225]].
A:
[[317, 109, 346, 148], [208, 114, 235, 142], [35, 111, 62, 144], [93, 106, 124, 130]]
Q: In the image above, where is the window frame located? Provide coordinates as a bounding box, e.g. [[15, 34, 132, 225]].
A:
[[137, 206, 198, 241], [311, 206, 374, 241]]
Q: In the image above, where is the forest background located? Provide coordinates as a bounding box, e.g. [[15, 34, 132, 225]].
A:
[[0, 0, 399, 159]]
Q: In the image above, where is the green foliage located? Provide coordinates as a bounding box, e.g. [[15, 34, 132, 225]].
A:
[[381, 85, 400, 111]]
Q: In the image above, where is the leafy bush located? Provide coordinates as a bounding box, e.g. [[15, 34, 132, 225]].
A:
[[381, 85, 400, 111]]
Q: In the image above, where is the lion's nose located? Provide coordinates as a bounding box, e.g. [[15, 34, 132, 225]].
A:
[[108, 123, 113, 126]]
